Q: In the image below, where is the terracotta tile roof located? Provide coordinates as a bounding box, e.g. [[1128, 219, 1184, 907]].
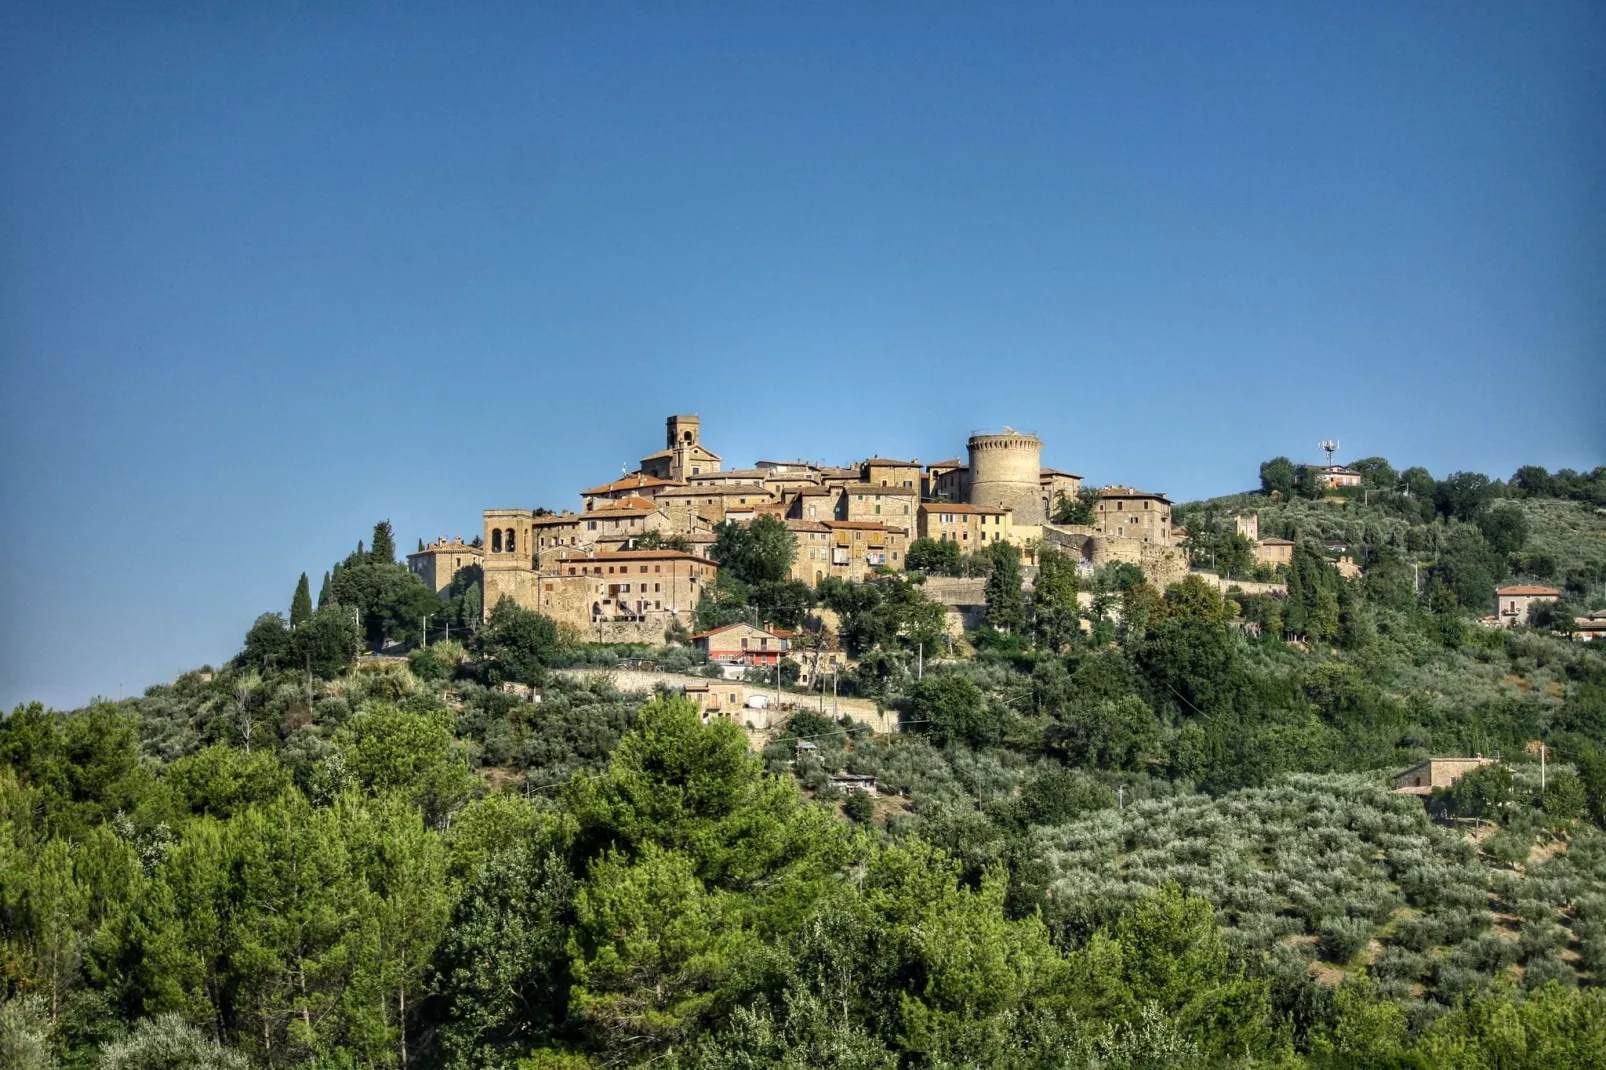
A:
[[847, 485, 920, 496], [1038, 467, 1084, 479], [581, 473, 682, 495], [588, 496, 660, 515], [1098, 487, 1171, 502], [554, 548, 718, 565], [786, 519, 830, 532], [918, 503, 1010, 515], [824, 520, 904, 531], [860, 457, 920, 467], [1497, 585, 1560, 596], [657, 484, 776, 498], [927, 458, 962, 468]]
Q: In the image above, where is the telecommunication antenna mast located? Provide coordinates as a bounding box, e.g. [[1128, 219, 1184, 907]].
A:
[[1319, 440, 1340, 465]]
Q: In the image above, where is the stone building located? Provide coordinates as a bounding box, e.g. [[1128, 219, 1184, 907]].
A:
[[859, 457, 922, 490], [692, 622, 791, 667], [840, 485, 919, 530], [406, 538, 483, 593], [1235, 514, 1260, 542], [1301, 464, 1363, 489], [1039, 468, 1084, 521], [917, 503, 1014, 552], [520, 548, 718, 641], [639, 415, 722, 481], [788, 519, 908, 586], [1093, 487, 1173, 544], [1391, 756, 1495, 796], [1494, 584, 1560, 628], [656, 484, 778, 530], [924, 458, 963, 499], [1255, 537, 1294, 567], [785, 486, 837, 522]]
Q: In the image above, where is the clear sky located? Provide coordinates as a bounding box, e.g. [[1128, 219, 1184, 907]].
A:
[[2, 2, 1601, 710]]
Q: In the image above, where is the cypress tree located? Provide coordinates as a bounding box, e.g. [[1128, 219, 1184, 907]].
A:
[[290, 573, 313, 627], [317, 571, 333, 608], [984, 541, 1025, 633], [371, 520, 396, 565]]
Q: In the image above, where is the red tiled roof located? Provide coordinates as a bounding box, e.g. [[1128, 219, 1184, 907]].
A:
[[918, 503, 1010, 515], [581, 473, 682, 495], [824, 520, 904, 531], [589, 496, 660, 514], [1497, 585, 1560, 596]]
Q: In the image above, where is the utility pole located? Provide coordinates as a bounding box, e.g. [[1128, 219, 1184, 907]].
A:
[[422, 615, 431, 649], [1118, 785, 1125, 810], [833, 668, 839, 719], [917, 641, 923, 681], [1541, 742, 1547, 791]]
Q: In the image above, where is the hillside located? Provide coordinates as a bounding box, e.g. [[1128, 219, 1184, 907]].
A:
[[4, 464, 1606, 1067]]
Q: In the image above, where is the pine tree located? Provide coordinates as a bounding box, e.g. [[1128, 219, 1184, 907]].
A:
[[317, 571, 333, 608], [291, 573, 313, 627], [371, 521, 396, 565]]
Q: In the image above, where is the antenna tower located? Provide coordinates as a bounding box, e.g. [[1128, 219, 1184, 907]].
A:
[[1319, 440, 1340, 465]]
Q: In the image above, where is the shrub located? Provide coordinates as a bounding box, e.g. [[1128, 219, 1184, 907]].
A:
[[1318, 916, 1374, 963]]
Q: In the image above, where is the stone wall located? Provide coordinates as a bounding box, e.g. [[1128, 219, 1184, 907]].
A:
[[552, 667, 899, 737], [1187, 571, 1288, 597]]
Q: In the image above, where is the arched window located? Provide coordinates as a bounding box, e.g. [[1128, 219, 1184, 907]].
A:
[[506, 529, 516, 553], [491, 529, 502, 553]]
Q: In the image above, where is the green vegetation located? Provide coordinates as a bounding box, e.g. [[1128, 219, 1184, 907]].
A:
[[4, 461, 1606, 1067]]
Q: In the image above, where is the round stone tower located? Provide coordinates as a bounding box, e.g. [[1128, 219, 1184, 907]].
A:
[[967, 428, 1044, 524]]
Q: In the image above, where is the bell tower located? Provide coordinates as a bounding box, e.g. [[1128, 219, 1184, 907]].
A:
[[666, 414, 700, 450]]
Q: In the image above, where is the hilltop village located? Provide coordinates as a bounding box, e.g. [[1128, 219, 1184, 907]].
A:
[[408, 415, 1194, 643]]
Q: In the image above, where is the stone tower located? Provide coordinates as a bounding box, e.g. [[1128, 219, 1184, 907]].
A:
[[665, 415, 704, 481], [967, 428, 1044, 524], [666, 414, 701, 451]]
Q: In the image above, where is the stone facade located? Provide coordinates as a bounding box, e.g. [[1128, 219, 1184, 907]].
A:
[[917, 503, 1014, 553], [967, 430, 1044, 524], [511, 548, 718, 642], [1093, 487, 1173, 544], [406, 538, 483, 593], [1392, 756, 1495, 795], [840, 485, 919, 530], [859, 458, 922, 490], [692, 622, 790, 666], [1494, 585, 1560, 628], [789, 519, 908, 586], [1255, 538, 1294, 567]]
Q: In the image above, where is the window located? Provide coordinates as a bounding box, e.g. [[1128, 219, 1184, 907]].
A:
[[654, 583, 661, 592], [506, 529, 516, 553], [692, 467, 701, 474], [640, 565, 648, 573], [588, 520, 597, 530], [491, 530, 502, 553], [655, 565, 661, 572]]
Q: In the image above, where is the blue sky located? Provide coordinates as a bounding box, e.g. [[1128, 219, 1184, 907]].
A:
[[2, 2, 1602, 709]]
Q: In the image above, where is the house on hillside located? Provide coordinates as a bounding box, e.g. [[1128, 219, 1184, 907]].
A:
[[1255, 538, 1295, 567], [1494, 585, 1560, 628], [691, 622, 790, 667], [1391, 756, 1495, 796]]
